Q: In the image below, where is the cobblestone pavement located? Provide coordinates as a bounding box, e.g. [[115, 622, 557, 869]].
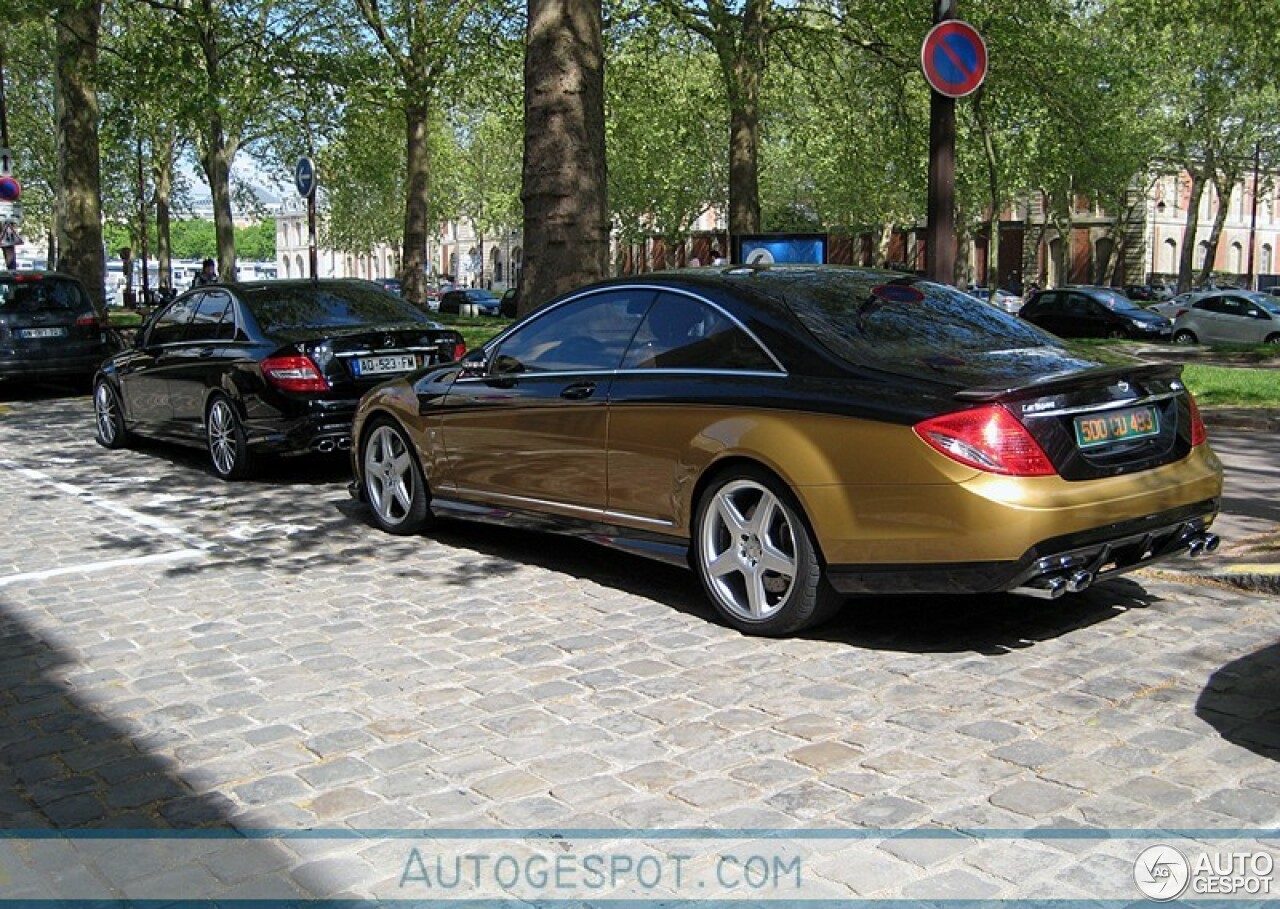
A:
[[1, 384, 1278, 903]]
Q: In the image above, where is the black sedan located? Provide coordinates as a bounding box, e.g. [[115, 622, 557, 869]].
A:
[[1, 271, 116, 383], [1019, 285, 1172, 340], [438, 288, 501, 317], [93, 279, 466, 480]]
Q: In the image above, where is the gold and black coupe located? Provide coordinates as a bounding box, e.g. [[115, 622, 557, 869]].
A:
[[351, 266, 1223, 636]]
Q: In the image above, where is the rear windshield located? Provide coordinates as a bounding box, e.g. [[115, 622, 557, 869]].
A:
[[0, 277, 92, 313], [242, 283, 431, 332], [744, 269, 1051, 364]]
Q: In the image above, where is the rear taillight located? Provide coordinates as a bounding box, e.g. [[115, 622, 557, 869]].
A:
[[261, 354, 328, 392], [914, 404, 1056, 477], [1187, 394, 1208, 447], [452, 342, 467, 361], [75, 313, 100, 328], [1174, 309, 1187, 319]]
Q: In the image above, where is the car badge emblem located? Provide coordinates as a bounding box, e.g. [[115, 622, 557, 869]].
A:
[[384, 335, 395, 348], [1117, 381, 1130, 392]]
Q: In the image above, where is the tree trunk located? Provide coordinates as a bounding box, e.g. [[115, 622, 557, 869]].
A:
[[520, 0, 609, 313], [155, 148, 173, 292], [200, 121, 237, 280], [1177, 170, 1206, 292], [401, 95, 432, 306], [718, 0, 768, 239], [1196, 171, 1236, 287], [53, 0, 106, 310], [974, 89, 1000, 293]]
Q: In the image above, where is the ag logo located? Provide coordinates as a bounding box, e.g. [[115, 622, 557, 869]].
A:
[[1134, 844, 1190, 900]]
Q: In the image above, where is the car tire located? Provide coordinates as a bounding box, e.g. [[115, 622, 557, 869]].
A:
[[206, 395, 254, 481], [693, 466, 842, 636], [1265, 334, 1280, 346], [1106, 328, 1126, 340], [361, 419, 432, 535], [1172, 329, 1198, 345], [93, 379, 132, 449]]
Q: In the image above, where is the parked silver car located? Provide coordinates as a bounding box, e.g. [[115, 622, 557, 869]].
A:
[[1171, 290, 1280, 346]]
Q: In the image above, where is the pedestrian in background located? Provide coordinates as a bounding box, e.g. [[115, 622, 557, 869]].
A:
[[190, 258, 217, 289]]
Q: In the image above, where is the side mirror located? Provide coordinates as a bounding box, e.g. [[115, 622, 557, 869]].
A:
[[457, 349, 488, 378]]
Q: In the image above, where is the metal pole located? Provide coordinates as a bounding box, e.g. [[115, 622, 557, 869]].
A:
[[1246, 141, 1260, 290], [307, 192, 318, 279], [925, 0, 956, 283], [136, 134, 150, 306]]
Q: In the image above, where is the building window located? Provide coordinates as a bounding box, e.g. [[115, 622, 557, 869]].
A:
[[1230, 242, 1243, 273], [1262, 244, 1274, 276], [1196, 241, 1211, 270], [296, 254, 304, 277], [1163, 238, 1177, 273]]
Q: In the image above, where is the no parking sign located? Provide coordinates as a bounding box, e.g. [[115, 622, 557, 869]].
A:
[[921, 20, 987, 98]]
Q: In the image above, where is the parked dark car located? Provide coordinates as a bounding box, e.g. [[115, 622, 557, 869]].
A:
[[438, 288, 501, 317], [351, 266, 1221, 636], [1120, 283, 1173, 303], [93, 279, 466, 480], [1019, 286, 1172, 340], [1, 271, 115, 383], [375, 278, 403, 297]]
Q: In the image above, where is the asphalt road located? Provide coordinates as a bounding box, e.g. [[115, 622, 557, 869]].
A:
[[0, 381, 1277, 903]]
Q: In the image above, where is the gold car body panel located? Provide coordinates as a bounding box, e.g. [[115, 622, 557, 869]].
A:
[[605, 402, 1222, 565]]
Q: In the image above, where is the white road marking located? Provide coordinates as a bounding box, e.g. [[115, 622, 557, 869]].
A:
[[0, 459, 219, 587], [0, 548, 208, 588]]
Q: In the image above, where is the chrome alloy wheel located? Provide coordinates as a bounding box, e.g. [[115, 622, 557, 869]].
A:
[[94, 382, 119, 445], [207, 399, 241, 477], [698, 478, 799, 621], [363, 423, 419, 528]]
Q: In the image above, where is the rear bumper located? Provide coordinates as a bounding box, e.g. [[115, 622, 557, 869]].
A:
[[826, 498, 1219, 594], [245, 396, 359, 454]]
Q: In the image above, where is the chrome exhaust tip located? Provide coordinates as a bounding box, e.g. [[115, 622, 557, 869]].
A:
[[316, 439, 336, 453], [1015, 575, 1068, 600], [1066, 570, 1093, 594], [1203, 533, 1219, 554], [336, 437, 352, 451]]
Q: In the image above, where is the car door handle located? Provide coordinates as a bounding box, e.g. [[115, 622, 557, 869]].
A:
[[560, 381, 597, 400]]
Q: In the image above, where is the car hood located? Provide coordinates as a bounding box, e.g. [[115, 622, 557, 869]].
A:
[[1126, 309, 1171, 325]]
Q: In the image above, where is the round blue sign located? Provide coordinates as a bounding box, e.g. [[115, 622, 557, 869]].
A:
[[921, 20, 988, 99], [294, 157, 317, 198]]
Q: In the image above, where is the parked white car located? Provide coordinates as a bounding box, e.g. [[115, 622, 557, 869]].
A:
[[1171, 291, 1280, 346]]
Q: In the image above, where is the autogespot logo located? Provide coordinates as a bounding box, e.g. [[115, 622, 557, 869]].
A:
[[1135, 844, 1191, 901]]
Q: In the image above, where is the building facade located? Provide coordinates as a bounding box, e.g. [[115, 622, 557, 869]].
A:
[[275, 198, 522, 291]]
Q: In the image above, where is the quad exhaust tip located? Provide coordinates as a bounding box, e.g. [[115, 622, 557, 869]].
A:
[[1187, 532, 1219, 558]]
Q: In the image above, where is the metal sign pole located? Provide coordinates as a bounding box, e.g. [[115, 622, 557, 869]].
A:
[[925, 0, 956, 284]]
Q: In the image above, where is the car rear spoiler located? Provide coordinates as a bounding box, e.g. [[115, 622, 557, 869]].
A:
[[953, 362, 1184, 403]]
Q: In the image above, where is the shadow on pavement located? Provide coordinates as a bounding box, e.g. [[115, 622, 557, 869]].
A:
[[0, 595, 324, 900], [1195, 641, 1280, 762]]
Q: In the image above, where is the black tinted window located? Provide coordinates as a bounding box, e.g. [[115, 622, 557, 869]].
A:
[[186, 291, 236, 342], [492, 290, 651, 374], [758, 270, 1051, 365], [148, 297, 199, 345], [245, 283, 429, 332], [1025, 292, 1063, 315], [0, 277, 91, 313], [622, 293, 775, 371]]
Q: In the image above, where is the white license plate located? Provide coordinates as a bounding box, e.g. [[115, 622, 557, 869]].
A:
[[353, 353, 418, 376], [19, 327, 68, 339]]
